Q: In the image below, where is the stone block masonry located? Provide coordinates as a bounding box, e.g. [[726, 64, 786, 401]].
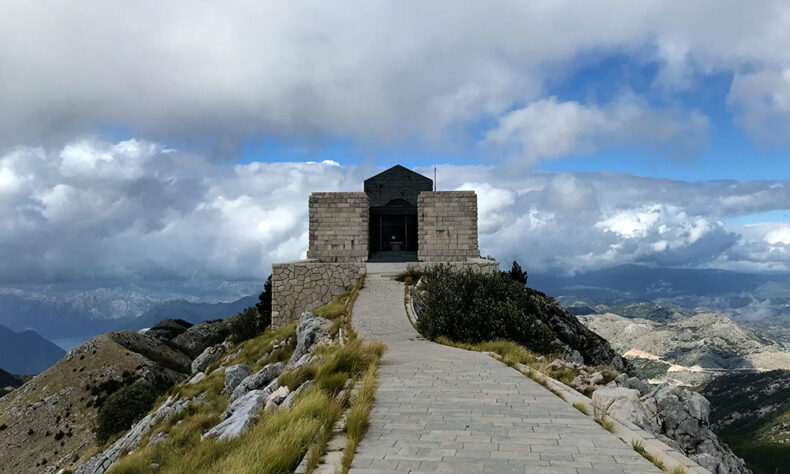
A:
[[306, 192, 369, 263], [408, 257, 499, 275], [271, 260, 365, 329], [417, 191, 480, 262]]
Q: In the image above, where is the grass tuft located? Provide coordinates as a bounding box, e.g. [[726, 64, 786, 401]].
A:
[[669, 465, 688, 474], [341, 364, 378, 473], [632, 439, 666, 471], [595, 417, 615, 433], [572, 401, 589, 415]]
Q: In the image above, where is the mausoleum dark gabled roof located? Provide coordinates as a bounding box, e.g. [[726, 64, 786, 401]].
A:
[[364, 165, 433, 208]]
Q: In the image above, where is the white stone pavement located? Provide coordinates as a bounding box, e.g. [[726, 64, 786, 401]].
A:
[[349, 267, 660, 474]]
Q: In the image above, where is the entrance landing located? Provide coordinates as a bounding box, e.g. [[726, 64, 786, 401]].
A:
[[367, 251, 418, 263], [349, 275, 660, 473]]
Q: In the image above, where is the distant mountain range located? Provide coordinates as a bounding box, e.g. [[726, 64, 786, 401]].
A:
[[577, 309, 790, 386], [119, 295, 257, 331], [533, 264, 790, 343], [0, 324, 65, 374], [0, 279, 263, 341], [0, 292, 258, 374]]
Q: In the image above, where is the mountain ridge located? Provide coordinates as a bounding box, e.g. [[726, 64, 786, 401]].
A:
[[0, 324, 65, 374]]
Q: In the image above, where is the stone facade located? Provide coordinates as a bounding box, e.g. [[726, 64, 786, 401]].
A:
[[272, 167, 489, 328], [306, 192, 369, 263], [271, 260, 365, 329], [417, 191, 480, 262]]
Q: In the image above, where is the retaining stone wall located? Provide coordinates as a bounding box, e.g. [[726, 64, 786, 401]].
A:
[[271, 260, 365, 328], [306, 192, 369, 263], [407, 258, 499, 275], [417, 191, 480, 262]]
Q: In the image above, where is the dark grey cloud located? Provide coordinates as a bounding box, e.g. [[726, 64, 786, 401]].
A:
[[2, 1, 790, 154]]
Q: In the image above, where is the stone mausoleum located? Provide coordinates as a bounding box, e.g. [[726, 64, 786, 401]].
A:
[[271, 165, 497, 328]]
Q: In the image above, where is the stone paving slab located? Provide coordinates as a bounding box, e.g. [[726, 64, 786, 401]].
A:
[[349, 272, 660, 473]]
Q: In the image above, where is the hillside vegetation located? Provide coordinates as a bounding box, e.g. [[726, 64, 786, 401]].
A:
[[703, 370, 790, 474]]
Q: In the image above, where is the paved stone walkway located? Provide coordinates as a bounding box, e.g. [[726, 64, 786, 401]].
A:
[[349, 270, 660, 474]]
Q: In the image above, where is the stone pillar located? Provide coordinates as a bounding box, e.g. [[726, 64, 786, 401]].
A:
[[306, 192, 369, 263], [417, 191, 480, 262]]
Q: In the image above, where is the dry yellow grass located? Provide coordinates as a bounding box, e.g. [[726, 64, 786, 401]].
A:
[[341, 364, 378, 473]]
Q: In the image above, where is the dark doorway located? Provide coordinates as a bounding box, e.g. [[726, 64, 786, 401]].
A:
[[369, 199, 418, 261]]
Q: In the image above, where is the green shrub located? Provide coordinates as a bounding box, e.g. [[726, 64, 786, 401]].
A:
[[416, 266, 559, 354], [255, 275, 272, 330], [95, 382, 162, 444], [228, 307, 265, 344]]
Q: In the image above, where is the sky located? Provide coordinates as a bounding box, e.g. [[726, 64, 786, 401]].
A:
[[2, 1, 790, 283]]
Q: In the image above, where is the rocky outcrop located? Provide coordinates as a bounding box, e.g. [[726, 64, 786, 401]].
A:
[[642, 383, 749, 474], [223, 364, 252, 394], [191, 344, 227, 374], [143, 318, 193, 342], [288, 312, 331, 366], [201, 389, 269, 441], [613, 373, 651, 395], [230, 362, 284, 401], [171, 320, 231, 358], [525, 289, 630, 370], [76, 394, 202, 474], [282, 380, 313, 407], [592, 387, 653, 433], [593, 381, 750, 474]]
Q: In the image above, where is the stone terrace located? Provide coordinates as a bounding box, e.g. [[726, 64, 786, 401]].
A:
[[349, 269, 661, 473]]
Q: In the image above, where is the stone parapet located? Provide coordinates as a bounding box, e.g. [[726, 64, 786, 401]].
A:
[[306, 192, 369, 263], [271, 260, 366, 328], [417, 191, 480, 262]]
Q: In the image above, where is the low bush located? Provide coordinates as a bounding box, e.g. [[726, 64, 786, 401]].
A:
[[255, 275, 273, 330], [227, 307, 266, 344], [95, 382, 163, 444], [416, 266, 559, 354]]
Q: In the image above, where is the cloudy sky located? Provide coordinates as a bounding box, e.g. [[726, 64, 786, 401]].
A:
[[2, 0, 790, 283]]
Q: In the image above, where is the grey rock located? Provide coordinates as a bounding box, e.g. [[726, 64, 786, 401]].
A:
[[288, 312, 332, 366], [230, 362, 285, 401], [589, 371, 604, 385], [191, 344, 227, 374], [172, 320, 230, 358], [187, 372, 205, 385], [561, 348, 585, 365], [641, 383, 749, 474], [224, 364, 252, 394], [281, 380, 313, 407], [618, 374, 652, 395], [225, 379, 279, 417], [592, 387, 653, 433], [201, 390, 269, 441], [264, 386, 290, 412]]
